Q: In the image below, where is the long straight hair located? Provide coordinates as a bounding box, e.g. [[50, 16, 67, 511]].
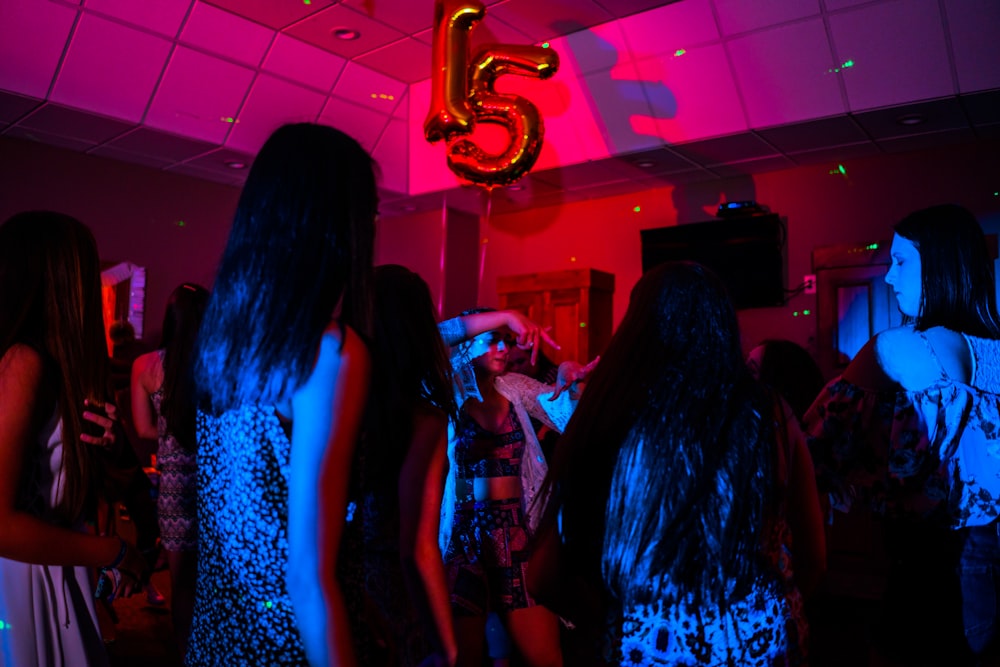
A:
[[546, 262, 774, 608], [895, 204, 1000, 338], [193, 123, 378, 413], [0, 211, 110, 523], [363, 264, 457, 493], [160, 283, 209, 450]]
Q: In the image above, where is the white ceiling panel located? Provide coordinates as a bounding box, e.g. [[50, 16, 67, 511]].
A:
[[145, 46, 255, 144], [944, 0, 1000, 94], [829, 0, 954, 112], [727, 18, 846, 127], [618, 0, 719, 60], [261, 34, 347, 93], [179, 1, 274, 68], [225, 74, 327, 154], [712, 0, 821, 35], [50, 12, 172, 122], [0, 0, 79, 99], [84, 0, 192, 39]]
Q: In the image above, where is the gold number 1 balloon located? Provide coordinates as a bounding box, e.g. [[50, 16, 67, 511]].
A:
[[424, 0, 559, 190]]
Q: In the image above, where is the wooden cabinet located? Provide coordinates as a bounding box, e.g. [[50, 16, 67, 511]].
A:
[[496, 268, 615, 366]]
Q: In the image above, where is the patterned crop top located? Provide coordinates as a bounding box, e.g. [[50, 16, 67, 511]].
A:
[[454, 402, 525, 480]]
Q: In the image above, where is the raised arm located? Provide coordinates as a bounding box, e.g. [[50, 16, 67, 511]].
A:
[[287, 326, 370, 667], [438, 310, 559, 365]]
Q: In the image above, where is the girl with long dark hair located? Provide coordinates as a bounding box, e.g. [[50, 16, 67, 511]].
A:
[[186, 122, 377, 666], [0, 211, 150, 665], [131, 281, 209, 658], [532, 261, 823, 666]]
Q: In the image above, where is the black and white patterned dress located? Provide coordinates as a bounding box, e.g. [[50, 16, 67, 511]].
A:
[[186, 404, 308, 666]]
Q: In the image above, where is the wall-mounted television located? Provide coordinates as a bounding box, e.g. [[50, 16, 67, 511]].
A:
[[640, 214, 786, 309]]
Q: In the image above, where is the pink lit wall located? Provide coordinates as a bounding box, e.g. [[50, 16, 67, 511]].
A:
[[3, 133, 999, 361], [0, 135, 239, 344]]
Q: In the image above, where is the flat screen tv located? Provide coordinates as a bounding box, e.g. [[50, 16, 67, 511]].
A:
[[640, 214, 786, 309]]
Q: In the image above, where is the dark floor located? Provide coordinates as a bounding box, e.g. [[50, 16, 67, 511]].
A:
[[100, 582, 972, 666], [103, 569, 182, 667]]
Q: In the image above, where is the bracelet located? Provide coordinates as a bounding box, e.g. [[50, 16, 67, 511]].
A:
[[104, 537, 128, 570]]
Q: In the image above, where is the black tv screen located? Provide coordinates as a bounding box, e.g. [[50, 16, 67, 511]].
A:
[[640, 215, 786, 309]]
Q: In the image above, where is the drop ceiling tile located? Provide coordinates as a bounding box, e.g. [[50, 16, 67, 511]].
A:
[[559, 19, 631, 77], [487, 0, 614, 43], [670, 133, 780, 166], [495, 66, 609, 167], [823, 0, 872, 9], [145, 46, 255, 144], [631, 44, 746, 145], [785, 141, 881, 166], [0, 90, 43, 124], [182, 146, 254, 173], [851, 97, 968, 140], [371, 118, 408, 194], [756, 115, 868, 153], [50, 13, 172, 122], [103, 126, 217, 161], [84, 0, 192, 38], [340, 0, 433, 35], [876, 127, 978, 154], [578, 65, 662, 154], [829, 0, 953, 112], [202, 0, 335, 31], [88, 144, 177, 169], [317, 97, 390, 153], [608, 146, 701, 176], [18, 103, 135, 144], [0, 0, 78, 99], [286, 4, 406, 60], [944, 0, 1000, 93], [262, 34, 346, 92], [225, 74, 328, 154], [354, 38, 432, 84], [727, 18, 845, 128], [392, 91, 408, 120], [619, 0, 720, 61], [5, 125, 94, 151], [530, 158, 629, 189], [705, 154, 797, 178], [961, 89, 1000, 127], [179, 1, 274, 68], [602, 0, 689, 20], [332, 62, 406, 111], [712, 0, 820, 36]]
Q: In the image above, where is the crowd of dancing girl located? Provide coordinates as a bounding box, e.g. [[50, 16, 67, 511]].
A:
[[2, 118, 999, 667]]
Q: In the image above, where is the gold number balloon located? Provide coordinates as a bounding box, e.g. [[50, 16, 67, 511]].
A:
[[424, 0, 559, 189]]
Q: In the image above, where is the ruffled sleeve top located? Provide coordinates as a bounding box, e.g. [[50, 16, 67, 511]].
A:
[[804, 327, 1000, 528]]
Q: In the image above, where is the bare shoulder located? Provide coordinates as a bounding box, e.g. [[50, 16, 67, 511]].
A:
[[874, 325, 966, 388], [132, 349, 163, 389], [0, 343, 44, 383]]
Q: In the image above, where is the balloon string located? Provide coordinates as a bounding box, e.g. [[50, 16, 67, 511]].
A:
[[478, 188, 492, 304]]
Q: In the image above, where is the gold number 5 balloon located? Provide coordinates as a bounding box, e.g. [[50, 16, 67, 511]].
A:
[[424, 0, 559, 190]]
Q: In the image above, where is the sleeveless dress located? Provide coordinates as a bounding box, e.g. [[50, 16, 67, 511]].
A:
[[150, 357, 197, 552], [185, 404, 308, 666], [0, 408, 108, 667]]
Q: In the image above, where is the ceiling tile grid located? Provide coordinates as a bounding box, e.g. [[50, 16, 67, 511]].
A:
[[144, 46, 255, 144], [0, 0, 997, 211], [943, 0, 1000, 94], [261, 34, 347, 93], [179, 1, 274, 68], [0, 0, 79, 99], [827, 0, 954, 112], [49, 12, 173, 122], [225, 74, 328, 154]]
